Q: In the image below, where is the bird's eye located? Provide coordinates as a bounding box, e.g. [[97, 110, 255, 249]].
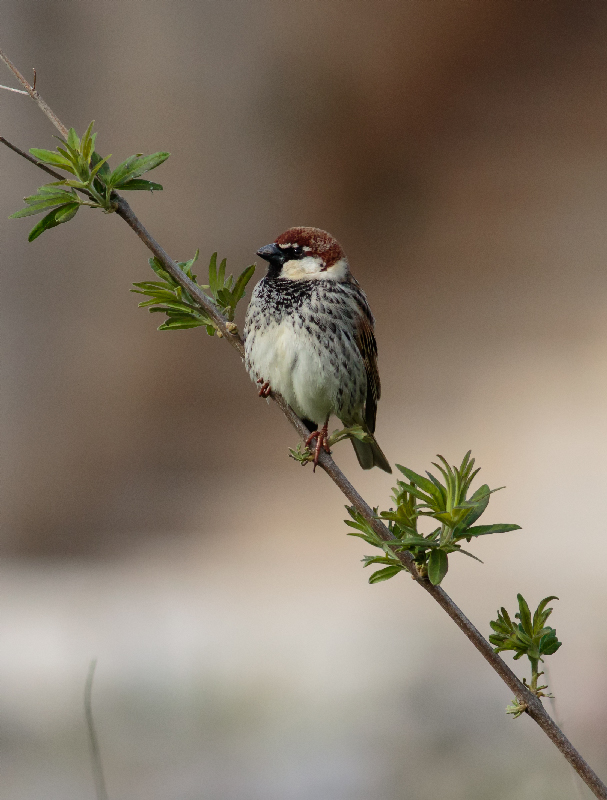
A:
[[291, 245, 304, 258]]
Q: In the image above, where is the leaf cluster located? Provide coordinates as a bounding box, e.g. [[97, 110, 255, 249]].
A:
[[9, 122, 168, 240], [490, 594, 561, 716], [132, 252, 255, 335], [345, 452, 520, 586], [489, 594, 562, 663]]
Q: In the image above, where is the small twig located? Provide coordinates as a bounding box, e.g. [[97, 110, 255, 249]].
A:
[[0, 83, 28, 94], [0, 136, 65, 181], [32, 67, 36, 92], [0, 47, 68, 137], [2, 46, 606, 800], [84, 660, 109, 800]]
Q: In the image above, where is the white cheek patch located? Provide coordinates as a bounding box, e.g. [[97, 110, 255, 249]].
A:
[[281, 255, 325, 280], [280, 256, 350, 281]]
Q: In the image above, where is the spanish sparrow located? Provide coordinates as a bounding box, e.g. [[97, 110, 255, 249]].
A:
[[244, 227, 391, 473]]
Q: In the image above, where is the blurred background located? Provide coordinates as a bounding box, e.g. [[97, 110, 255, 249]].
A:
[[2, 1, 607, 798]]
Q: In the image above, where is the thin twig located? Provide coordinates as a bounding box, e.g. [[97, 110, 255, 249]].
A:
[[0, 137, 96, 203], [2, 48, 606, 800], [0, 83, 28, 94], [0, 47, 68, 137], [84, 660, 109, 800], [0, 136, 65, 181]]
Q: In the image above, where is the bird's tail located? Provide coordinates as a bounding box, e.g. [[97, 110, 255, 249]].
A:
[[351, 432, 392, 473]]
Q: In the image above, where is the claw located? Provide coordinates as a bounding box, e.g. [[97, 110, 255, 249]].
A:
[[305, 420, 331, 471], [257, 380, 271, 398]]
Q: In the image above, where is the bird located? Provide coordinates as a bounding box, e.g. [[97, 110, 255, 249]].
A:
[[243, 226, 391, 473]]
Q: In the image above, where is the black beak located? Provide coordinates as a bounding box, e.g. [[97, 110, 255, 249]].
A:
[[256, 242, 285, 267]]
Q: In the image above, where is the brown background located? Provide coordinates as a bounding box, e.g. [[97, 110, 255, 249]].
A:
[[2, 1, 607, 798]]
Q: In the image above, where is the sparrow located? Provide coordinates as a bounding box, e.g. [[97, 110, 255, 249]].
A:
[[244, 227, 391, 473]]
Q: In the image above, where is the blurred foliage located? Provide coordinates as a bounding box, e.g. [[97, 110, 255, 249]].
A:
[[345, 451, 520, 586]]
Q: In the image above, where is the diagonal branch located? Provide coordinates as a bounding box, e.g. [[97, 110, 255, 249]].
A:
[[2, 49, 606, 799], [0, 136, 67, 181]]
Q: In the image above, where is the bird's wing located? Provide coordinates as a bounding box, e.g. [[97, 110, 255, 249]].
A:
[[354, 305, 381, 434]]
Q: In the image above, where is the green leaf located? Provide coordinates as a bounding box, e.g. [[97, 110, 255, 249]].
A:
[[345, 426, 372, 442], [368, 565, 403, 584], [539, 630, 562, 656], [148, 301, 201, 315], [90, 151, 112, 181], [158, 317, 205, 331], [516, 594, 533, 636], [56, 145, 76, 163], [459, 523, 521, 538], [425, 471, 447, 501], [533, 596, 558, 631], [148, 257, 173, 283], [500, 607, 513, 629], [10, 198, 74, 218], [80, 120, 95, 162], [391, 480, 434, 506], [117, 178, 163, 191], [428, 549, 449, 585], [57, 180, 89, 189], [27, 206, 67, 241], [346, 531, 378, 545], [218, 257, 226, 288], [89, 154, 112, 180], [208, 252, 218, 294], [109, 151, 170, 187], [66, 127, 80, 152], [24, 188, 74, 203], [458, 548, 483, 563], [107, 154, 138, 186], [231, 264, 256, 305], [362, 555, 400, 567], [135, 289, 178, 303], [396, 465, 442, 502], [457, 484, 491, 527], [181, 249, 200, 278], [54, 202, 79, 223], [399, 534, 440, 549], [29, 148, 75, 173], [131, 281, 172, 292], [35, 184, 73, 195]]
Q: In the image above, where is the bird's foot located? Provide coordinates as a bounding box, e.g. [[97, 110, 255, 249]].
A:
[[256, 378, 271, 398], [305, 422, 331, 472]]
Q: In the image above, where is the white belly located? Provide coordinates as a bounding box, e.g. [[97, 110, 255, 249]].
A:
[[246, 319, 339, 424]]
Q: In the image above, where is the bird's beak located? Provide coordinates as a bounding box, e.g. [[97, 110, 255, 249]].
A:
[[256, 242, 285, 266]]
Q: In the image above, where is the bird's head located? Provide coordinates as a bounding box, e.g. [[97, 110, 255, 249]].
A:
[[256, 227, 349, 282]]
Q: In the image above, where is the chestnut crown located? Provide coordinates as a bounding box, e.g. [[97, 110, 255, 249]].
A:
[[256, 227, 349, 281]]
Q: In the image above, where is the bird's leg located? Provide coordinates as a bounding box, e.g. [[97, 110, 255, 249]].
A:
[[304, 418, 331, 471], [256, 378, 271, 398]]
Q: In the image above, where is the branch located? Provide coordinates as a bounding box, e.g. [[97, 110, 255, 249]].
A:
[[0, 47, 68, 137], [0, 136, 66, 181], [0, 83, 28, 94], [2, 50, 606, 800]]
